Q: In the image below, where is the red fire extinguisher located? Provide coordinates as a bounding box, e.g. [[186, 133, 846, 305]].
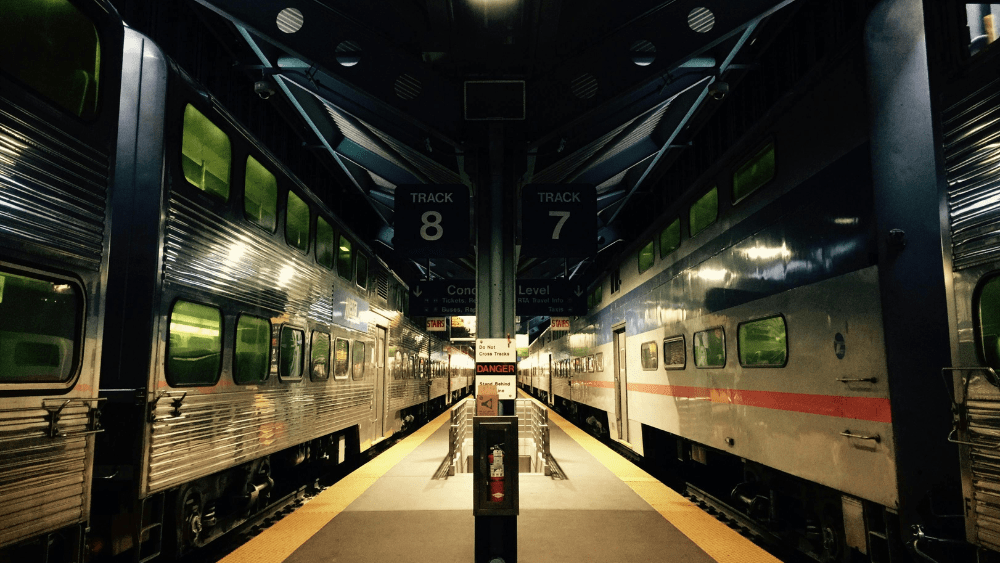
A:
[[488, 444, 504, 502]]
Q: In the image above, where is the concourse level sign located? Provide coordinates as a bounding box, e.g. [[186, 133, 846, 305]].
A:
[[521, 184, 596, 258], [394, 184, 471, 258], [410, 280, 476, 316]]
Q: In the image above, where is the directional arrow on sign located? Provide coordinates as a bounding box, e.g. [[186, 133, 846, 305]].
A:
[[413, 286, 423, 297], [574, 285, 584, 297]]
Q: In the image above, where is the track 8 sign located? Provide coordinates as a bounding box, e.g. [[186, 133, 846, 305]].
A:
[[394, 184, 471, 258]]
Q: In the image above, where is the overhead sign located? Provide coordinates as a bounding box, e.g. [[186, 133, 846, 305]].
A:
[[426, 318, 447, 332], [520, 184, 597, 258], [551, 317, 570, 331], [393, 184, 471, 258], [476, 338, 516, 362], [475, 375, 516, 399], [411, 280, 476, 316], [515, 279, 587, 316]]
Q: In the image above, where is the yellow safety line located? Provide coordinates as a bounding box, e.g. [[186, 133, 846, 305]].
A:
[[220, 410, 452, 563], [522, 390, 781, 563]]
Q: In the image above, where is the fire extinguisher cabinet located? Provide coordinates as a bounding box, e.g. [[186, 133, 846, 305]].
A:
[[472, 416, 519, 517]]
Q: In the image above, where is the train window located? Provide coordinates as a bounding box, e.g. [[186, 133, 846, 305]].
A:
[[393, 349, 403, 379], [663, 336, 686, 370], [353, 342, 366, 380], [587, 355, 595, 372], [279, 326, 305, 380], [334, 338, 350, 380], [738, 316, 787, 367], [659, 219, 681, 259], [357, 253, 369, 290], [181, 105, 231, 201], [0, 269, 81, 383], [316, 217, 334, 269], [166, 300, 222, 386], [693, 327, 726, 368], [234, 315, 270, 384], [733, 143, 775, 204], [640, 342, 658, 370], [244, 156, 277, 232], [611, 268, 622, 294], [638, 239, 655, 274], [338, 235, 354, 280], [0, 0, 101, 119], [311, 331, 331, 381], [285, 191, 310, 253], [595, 352, 604, 372], [420, 357, 426, 378], [689, 186, 718, 237], [966, 5, 1000, 56]]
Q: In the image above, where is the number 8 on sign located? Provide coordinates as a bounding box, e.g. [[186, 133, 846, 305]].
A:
[[421, 211, 443, 241]]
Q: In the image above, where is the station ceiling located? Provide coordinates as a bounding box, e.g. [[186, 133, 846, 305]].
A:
[[191, 0, 798, 286]]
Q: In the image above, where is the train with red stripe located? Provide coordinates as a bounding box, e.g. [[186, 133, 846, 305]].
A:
[[520, 3, 1000, 562]]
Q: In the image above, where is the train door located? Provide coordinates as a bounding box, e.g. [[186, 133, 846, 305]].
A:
[[613, 326, 629, 442], [548, 354, 554, 405], [373, 326, 390, 438]]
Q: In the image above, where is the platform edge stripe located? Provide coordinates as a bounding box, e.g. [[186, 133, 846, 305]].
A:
[[218, 410, 451, 563], [536, 394, 781, 563]]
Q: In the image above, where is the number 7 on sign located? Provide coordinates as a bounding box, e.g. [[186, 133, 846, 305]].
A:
[[549, 211, 570, 239]]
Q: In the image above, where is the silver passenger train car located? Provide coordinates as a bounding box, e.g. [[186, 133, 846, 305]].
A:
[[0, 0, 123, 560], [521, 4, 975, 562]]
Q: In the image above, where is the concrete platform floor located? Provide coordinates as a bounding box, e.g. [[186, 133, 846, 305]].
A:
[[221, 399, 781, 563]]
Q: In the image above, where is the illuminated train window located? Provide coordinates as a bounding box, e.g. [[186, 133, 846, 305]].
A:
[[353, 341, 366, 380], [166, 300, 222, 386], [279, 326, 305, 380], [663, 336, 686, 370], [638, 239, 655, 274], [0, 0, 102, 119], [234, 314, 270, 384], [285, 191, 310, 253], [689, 186, 718, 237], [640, 342, 658, 370], [733, 143, 775, 203], [393, 349, 403, 379], [338, 235, 354, 281], [693, 327, 725, 368], [595, 353, 604, 372], [316, 217, 334, 269], [660, 219, 681, 259], [0, 269, 81, 383], [311, 331, 331, 381], [738, 316, 787, 367], [334, 338, 350, 380], [244, 156, 277, 232], [181, 104, 231, 201]]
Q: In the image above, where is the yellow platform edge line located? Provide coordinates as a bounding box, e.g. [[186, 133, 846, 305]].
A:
[[219, 410, 452, 563], [521, 390, 781, 563]]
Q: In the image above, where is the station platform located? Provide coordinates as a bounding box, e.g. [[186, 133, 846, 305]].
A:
[[218, 393, 781, 563]]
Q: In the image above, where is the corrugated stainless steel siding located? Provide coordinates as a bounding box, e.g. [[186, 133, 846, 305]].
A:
[[0, 96, 109, 269], [0, 405, 92, 546], [965, 398, 1000, 550], [944, 76, 1000, 270], [147, 384, 372, 494]]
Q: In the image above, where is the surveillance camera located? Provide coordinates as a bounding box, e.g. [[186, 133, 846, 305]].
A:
[[254, 80, 276, 100], [708, 81, 729, 101]]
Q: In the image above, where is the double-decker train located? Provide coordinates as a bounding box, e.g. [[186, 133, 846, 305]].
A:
[[0, 0, 471, 561]]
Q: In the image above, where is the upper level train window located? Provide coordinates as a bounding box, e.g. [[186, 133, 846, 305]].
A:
[[279, 326, 305, 380], [244, 156, 277, 232], [611, 268, 622, 294], [638, 239, 655, 274], [181, 105, 231, 201], [693, 327, 726, 368], [663, 336, 686, 370], [334, 338, 350, 380], [689, 187, 718, 237], [659, 219, 681, 259], [338, 235, 354, 281], [0, 269, 81, 384], [166, 300, 222, 386], [285, 191, 310, 253], [640, 342, 658, 370], [316, 217, 334, 270], [738, 315, 787, 367], [732, 143, 775, 203], [967, 5, 1000, 56], [357, 254, 369, 290], [234, 314, 270, 385], [311, 331, 331, 381], [353, 342, 366, 380], [0, 0, 101, 119]]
